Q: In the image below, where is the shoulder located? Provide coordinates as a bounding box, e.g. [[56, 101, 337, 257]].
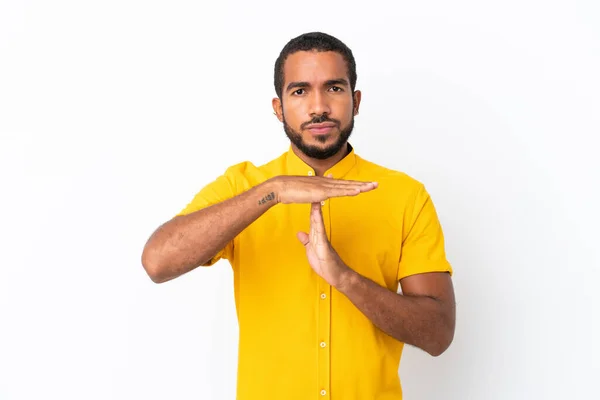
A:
[[355, 155, 425, 200], [221, 151, 287, 189], [355, 156, 439, 229]]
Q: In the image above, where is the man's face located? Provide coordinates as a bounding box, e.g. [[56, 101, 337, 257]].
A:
[[273, 51, 360, 160]]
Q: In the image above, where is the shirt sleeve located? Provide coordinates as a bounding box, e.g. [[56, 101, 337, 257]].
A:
[[397, 184, 453, 281], [174, 166, 239, 266]]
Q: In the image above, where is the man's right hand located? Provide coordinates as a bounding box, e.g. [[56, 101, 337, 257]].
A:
[[270, 175, 378, 204], [142, 174, 378, 283]]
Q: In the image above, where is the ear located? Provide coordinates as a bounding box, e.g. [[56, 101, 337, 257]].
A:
[[352, 90, 362, 116], [272, 97, 284, 122]]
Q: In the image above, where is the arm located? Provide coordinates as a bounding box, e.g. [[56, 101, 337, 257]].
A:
[[336, 270, 455, 356], [141, 180, 279, 283], [297, 182, 455, 356], [142, 176, 377, 284]]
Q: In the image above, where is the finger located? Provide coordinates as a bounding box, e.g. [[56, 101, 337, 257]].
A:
[[297, 231, 309, 246], [354, 181, 378, 192], [316, 178, 378, 200], [320, 177, 376, 186], [323, 187, 367, 198], [310, 202, 327, 244], [334, 180, 377, 188], [332, 180, 377, 189], [323, 182, 378, 193], [322, 182, 377, 191]]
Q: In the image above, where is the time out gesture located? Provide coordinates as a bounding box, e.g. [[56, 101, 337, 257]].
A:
[[276, 174, 379, 288]]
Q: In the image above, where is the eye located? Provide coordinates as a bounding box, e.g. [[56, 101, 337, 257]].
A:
[[329, 86, 343, 92], [293, 89, 305, 95]]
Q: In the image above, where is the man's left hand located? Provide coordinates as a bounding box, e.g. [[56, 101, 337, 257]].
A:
[[297, 201, 353, 289]]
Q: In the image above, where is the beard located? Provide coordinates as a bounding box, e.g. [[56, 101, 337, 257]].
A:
[[283, 113, 355, 160]]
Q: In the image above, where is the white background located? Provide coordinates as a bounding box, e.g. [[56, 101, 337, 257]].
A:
[[1, 0, 599, 399]]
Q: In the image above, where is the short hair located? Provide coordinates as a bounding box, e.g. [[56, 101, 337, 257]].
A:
[[274, 32, 357, 99]]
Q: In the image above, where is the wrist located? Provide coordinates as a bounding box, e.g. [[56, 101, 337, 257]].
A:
[[265, 177, 283, 204], [334, 262, 355, 293]]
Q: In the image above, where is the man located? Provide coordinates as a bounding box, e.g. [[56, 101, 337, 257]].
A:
[[142, 32, 455, 400]]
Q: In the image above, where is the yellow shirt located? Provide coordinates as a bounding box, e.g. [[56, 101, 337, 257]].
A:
[[177, 144, 452, 400]]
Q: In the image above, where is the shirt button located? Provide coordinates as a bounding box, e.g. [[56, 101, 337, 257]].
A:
[[308, 171, 313, 176], [320, 389, 327, 396], [321, 200, 325, 206], [320, 341, 327, 348], [320, 293, 326, 299]]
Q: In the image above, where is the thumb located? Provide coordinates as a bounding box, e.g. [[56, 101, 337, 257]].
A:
[[296, 231, 309, 246]]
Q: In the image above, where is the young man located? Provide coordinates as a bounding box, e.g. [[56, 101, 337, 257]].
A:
[[142, 32, 455, 400]]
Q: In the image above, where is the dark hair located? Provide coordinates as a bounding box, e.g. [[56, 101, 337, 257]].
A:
[[274, 32, 357, 99]]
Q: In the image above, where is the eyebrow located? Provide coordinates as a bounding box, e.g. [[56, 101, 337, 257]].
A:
[[324, 78, 349, 87], [286, 78, 350, 93]]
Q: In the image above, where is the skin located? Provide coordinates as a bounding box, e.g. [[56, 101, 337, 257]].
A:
[[298, 200, 455, 356], [272, 51, 361, 175], [142, 50, 455, 357], [276, 51, 455, 356]]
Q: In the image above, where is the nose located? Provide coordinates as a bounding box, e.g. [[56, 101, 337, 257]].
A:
[[308, 90, 331, 117]]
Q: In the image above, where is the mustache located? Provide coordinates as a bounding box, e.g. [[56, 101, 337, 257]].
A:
[[300, 115, 341, 130]]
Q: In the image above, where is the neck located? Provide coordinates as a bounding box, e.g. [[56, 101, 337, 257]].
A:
[[291, 142, 350, 176]]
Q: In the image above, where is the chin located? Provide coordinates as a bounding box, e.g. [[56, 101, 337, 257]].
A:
[[308, 135, 334, 145], [300, 139, 345, 160], [284, 119, 351, 159]]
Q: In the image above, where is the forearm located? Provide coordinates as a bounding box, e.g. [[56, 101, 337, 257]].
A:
[[337, 270, 454, 356], [142, 179, 279, 283]]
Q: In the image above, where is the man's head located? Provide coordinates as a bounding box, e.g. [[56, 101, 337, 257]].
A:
[[272, 32, 361, 160]]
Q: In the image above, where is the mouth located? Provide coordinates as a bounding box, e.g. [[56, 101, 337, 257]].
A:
[[305, 123, 337, 135]]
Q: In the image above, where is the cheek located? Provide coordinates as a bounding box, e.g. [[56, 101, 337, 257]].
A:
[[343, 97, 355, 113], [331, 95, 353, 112], [283, 104, 306, 126]]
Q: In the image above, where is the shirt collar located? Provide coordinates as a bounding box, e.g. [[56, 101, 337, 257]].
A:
[[285, 142, 357, 178]]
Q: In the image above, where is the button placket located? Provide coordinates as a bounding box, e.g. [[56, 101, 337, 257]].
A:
[[316, 196, 332, 398]]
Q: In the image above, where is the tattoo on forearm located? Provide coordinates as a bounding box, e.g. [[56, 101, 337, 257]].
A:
[[258, 192, 275, 206]]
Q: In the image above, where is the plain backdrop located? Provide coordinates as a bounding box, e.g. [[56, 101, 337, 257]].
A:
[[1, 1, 599, 399]]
